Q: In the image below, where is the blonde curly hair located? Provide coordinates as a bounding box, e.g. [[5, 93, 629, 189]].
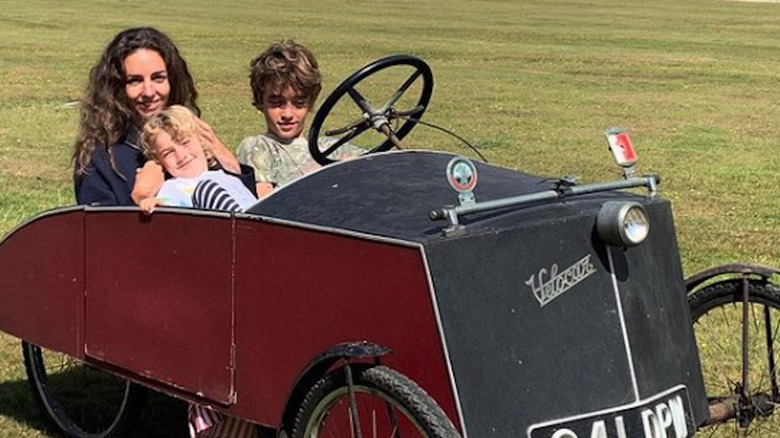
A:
[[141, 105, 215, 167]]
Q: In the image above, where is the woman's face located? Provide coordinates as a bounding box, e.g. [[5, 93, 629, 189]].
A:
[[123, 49, 170, 121]]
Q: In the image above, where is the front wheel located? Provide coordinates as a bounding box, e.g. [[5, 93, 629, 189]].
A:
[[689, 279, 780, 436], [22, 341, 144, 438], [292, 365, 460, 438]]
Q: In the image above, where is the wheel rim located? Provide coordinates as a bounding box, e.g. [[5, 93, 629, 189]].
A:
[[304, 384, 430, 438], [27, 344, 132, 438], [694, 296, 780, 436]]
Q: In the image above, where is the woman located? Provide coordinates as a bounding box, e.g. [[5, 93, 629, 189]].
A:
[[73, 26, 254, 205], [71, 27, 258, 438]]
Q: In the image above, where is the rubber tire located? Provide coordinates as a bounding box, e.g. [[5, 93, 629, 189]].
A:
[[291, 365, 460, 438], [689, 279, 780, 436], [22, 341, 144, 438]]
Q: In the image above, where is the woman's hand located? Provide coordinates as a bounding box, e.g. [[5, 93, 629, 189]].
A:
[[132, 161, 165, 205], [194, 116, 240, 173]]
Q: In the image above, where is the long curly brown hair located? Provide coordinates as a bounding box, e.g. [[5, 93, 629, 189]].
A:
[[73, 27, 200, 177]]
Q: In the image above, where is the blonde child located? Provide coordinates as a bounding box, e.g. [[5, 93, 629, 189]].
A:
[[140, 105, 257, 213]]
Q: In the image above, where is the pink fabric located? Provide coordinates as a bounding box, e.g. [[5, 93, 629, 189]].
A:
[[188, 403, 259, 438]]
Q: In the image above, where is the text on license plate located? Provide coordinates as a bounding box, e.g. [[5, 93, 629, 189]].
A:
[[528, 386, 693, 438]]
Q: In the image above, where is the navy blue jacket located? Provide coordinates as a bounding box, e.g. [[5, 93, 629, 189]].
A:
[[74, 129, 257, 206]]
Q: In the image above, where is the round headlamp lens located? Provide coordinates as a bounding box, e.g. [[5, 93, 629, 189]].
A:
[[597, 201, 650, 247], [622, 205, 650, 245]]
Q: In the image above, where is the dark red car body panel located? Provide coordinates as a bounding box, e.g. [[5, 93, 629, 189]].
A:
[[231, 219, 455, 423], [0, 206, 457, 427], [84, 211, 236, 404], [0, 208, 84, 359]]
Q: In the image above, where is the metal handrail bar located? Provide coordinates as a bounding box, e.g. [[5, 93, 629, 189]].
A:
[[430, 175, 659, 230]]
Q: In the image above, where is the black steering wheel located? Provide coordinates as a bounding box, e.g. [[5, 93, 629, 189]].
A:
[[308, 55, 434, 166]]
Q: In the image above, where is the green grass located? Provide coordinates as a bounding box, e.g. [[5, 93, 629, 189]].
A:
[[3, 0, 780, 436]]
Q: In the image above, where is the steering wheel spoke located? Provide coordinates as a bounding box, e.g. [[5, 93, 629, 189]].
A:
[[347, 87, 374, 115], [321, 124, 371, 158], [308, 55, 434, 166], [325, 118, 369, 137], [381, 70, 424, 113], [388, 105, 426, 121]]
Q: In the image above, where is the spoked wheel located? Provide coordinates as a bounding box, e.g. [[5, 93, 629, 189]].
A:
[[690, 279, 780, 437], [22, 341, 144, 438], [291, 365, 460, 438], [307, 55, 434, 166]]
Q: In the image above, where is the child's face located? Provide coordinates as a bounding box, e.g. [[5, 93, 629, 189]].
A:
[[260, 86, 310, 141], [152, 130, 209, 179]]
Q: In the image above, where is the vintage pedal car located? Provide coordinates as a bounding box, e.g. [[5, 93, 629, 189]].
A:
[[0, 56, 717, 438]]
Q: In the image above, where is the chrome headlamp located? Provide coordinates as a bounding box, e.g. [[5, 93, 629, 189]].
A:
[[596, 201, 650, 247]]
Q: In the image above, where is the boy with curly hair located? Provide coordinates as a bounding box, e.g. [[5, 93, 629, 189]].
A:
[[236, 40, 361, 197]]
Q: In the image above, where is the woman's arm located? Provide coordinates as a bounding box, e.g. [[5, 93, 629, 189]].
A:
[[74, 168, 119, 206], [194, 116, 258, 196], [75, 142, 149, 206], [194, 116, 240, 173], [74, 147, 126, 206]]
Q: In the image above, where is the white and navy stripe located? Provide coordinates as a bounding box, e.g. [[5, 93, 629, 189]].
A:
[[193, 180, 242, 212]]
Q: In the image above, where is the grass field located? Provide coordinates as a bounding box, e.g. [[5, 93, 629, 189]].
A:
[[3, 0, 780, 436]]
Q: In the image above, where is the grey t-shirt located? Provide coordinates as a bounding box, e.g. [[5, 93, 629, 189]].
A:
[[236, 132, 363, 187]]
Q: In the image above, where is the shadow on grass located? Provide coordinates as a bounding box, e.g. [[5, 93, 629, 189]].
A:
[[0, 373, 189, 437]]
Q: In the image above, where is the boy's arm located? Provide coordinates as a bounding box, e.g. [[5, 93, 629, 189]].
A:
[[321, 137, 366, 161], [138, 197, 164, 214], [131, 161, 165, 205], [342, 142, 368, 158], [256, 182, 275, 198], [236, 136, 278, 194]]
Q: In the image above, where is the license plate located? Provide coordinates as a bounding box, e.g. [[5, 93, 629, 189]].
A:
[[527, 386, 695, 438]]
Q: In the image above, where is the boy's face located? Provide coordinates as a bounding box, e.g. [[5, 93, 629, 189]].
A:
[[152, 130, 209, 179], [260, 86, 310, 141]]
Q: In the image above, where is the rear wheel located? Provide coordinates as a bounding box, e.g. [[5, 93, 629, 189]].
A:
[[22, 341, 144, 438], [292, 365, 460, 438], [689, 280, 780, 436]]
